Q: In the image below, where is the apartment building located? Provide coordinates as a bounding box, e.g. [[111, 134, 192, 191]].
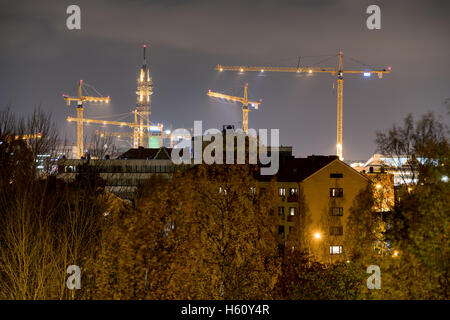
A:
[[258, 155, 369, 263]]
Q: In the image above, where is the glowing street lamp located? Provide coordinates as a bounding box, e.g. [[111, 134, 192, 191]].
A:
[[314, 232, 321, 240]]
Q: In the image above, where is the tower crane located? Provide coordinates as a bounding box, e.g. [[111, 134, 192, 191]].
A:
[[207, 83, 261, 133], [63, 80, 110, 158], [215, 52, 391, 160]]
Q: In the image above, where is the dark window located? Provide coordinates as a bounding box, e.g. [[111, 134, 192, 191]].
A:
[[278, 207, 285, 220], [330, 226, 343, 236], [330, 173, 343, 178], [330, 207, 343, 216], [278, 225, 285, 238], [330, 188, 343, 197]]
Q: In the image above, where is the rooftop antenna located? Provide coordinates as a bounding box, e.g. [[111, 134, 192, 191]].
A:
[[142, 43, 147, 67]]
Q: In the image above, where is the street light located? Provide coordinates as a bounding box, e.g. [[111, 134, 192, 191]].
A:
[[314, 232, 321, 240]]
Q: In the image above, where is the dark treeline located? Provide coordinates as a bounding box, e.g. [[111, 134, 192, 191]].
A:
[[0, 107, 448, 299]]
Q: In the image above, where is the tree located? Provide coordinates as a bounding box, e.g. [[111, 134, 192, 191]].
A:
[[87, 131, 117, 159], [0, 107, 111, 299], [371, 112, 449, 299], [89, 165, 281, 299]]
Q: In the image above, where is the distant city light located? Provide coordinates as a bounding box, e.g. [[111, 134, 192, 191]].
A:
[[364, 72, 371, 77], [149, 126, 161, 132]]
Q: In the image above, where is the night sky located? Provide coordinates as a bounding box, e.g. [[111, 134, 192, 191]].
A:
[[1, 0, 449, 160]]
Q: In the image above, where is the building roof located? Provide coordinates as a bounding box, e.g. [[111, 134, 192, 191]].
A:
[[257, 155, 340, 182], [118, 146, 173, 160]]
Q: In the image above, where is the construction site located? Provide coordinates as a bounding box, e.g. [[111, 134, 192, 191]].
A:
[[54, 45, 396, 201], [61, 45, 391, 162]]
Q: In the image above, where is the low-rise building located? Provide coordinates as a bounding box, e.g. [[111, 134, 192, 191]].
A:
[[57, 146, 192, 199], [350, 153, 418, 186]]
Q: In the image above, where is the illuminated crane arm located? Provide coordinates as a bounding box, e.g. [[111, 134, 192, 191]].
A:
[[207, 90, 261, 108], [67, 116, 162, 131], [94, 131, 163, 138], [215, 65, 391, 75], [14, 133, 42, 140], [63, 95, 110, 103], [215, 65, 336, 73]]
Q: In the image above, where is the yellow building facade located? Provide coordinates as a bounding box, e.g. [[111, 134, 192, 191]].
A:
[[259, 156, 369, 263]]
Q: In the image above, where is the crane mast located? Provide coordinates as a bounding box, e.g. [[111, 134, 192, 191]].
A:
[[216, 52, 390, 160], [336, 52, 343, 160]]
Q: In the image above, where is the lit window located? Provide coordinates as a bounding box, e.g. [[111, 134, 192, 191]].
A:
[[289, 207, 296, 216], [289, 188, 298, 196], [330, 207, 343, 216], [219, 186, 227, 195], [330, 245, 343, 255], [330, 188, 343, 197], [279, 188, 286, 196]]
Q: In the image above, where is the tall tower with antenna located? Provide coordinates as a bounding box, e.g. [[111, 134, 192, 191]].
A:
[[135, 43, 153, 147]]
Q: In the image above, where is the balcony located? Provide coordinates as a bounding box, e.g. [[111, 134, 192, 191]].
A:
[[287, 195, 298, 202]]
